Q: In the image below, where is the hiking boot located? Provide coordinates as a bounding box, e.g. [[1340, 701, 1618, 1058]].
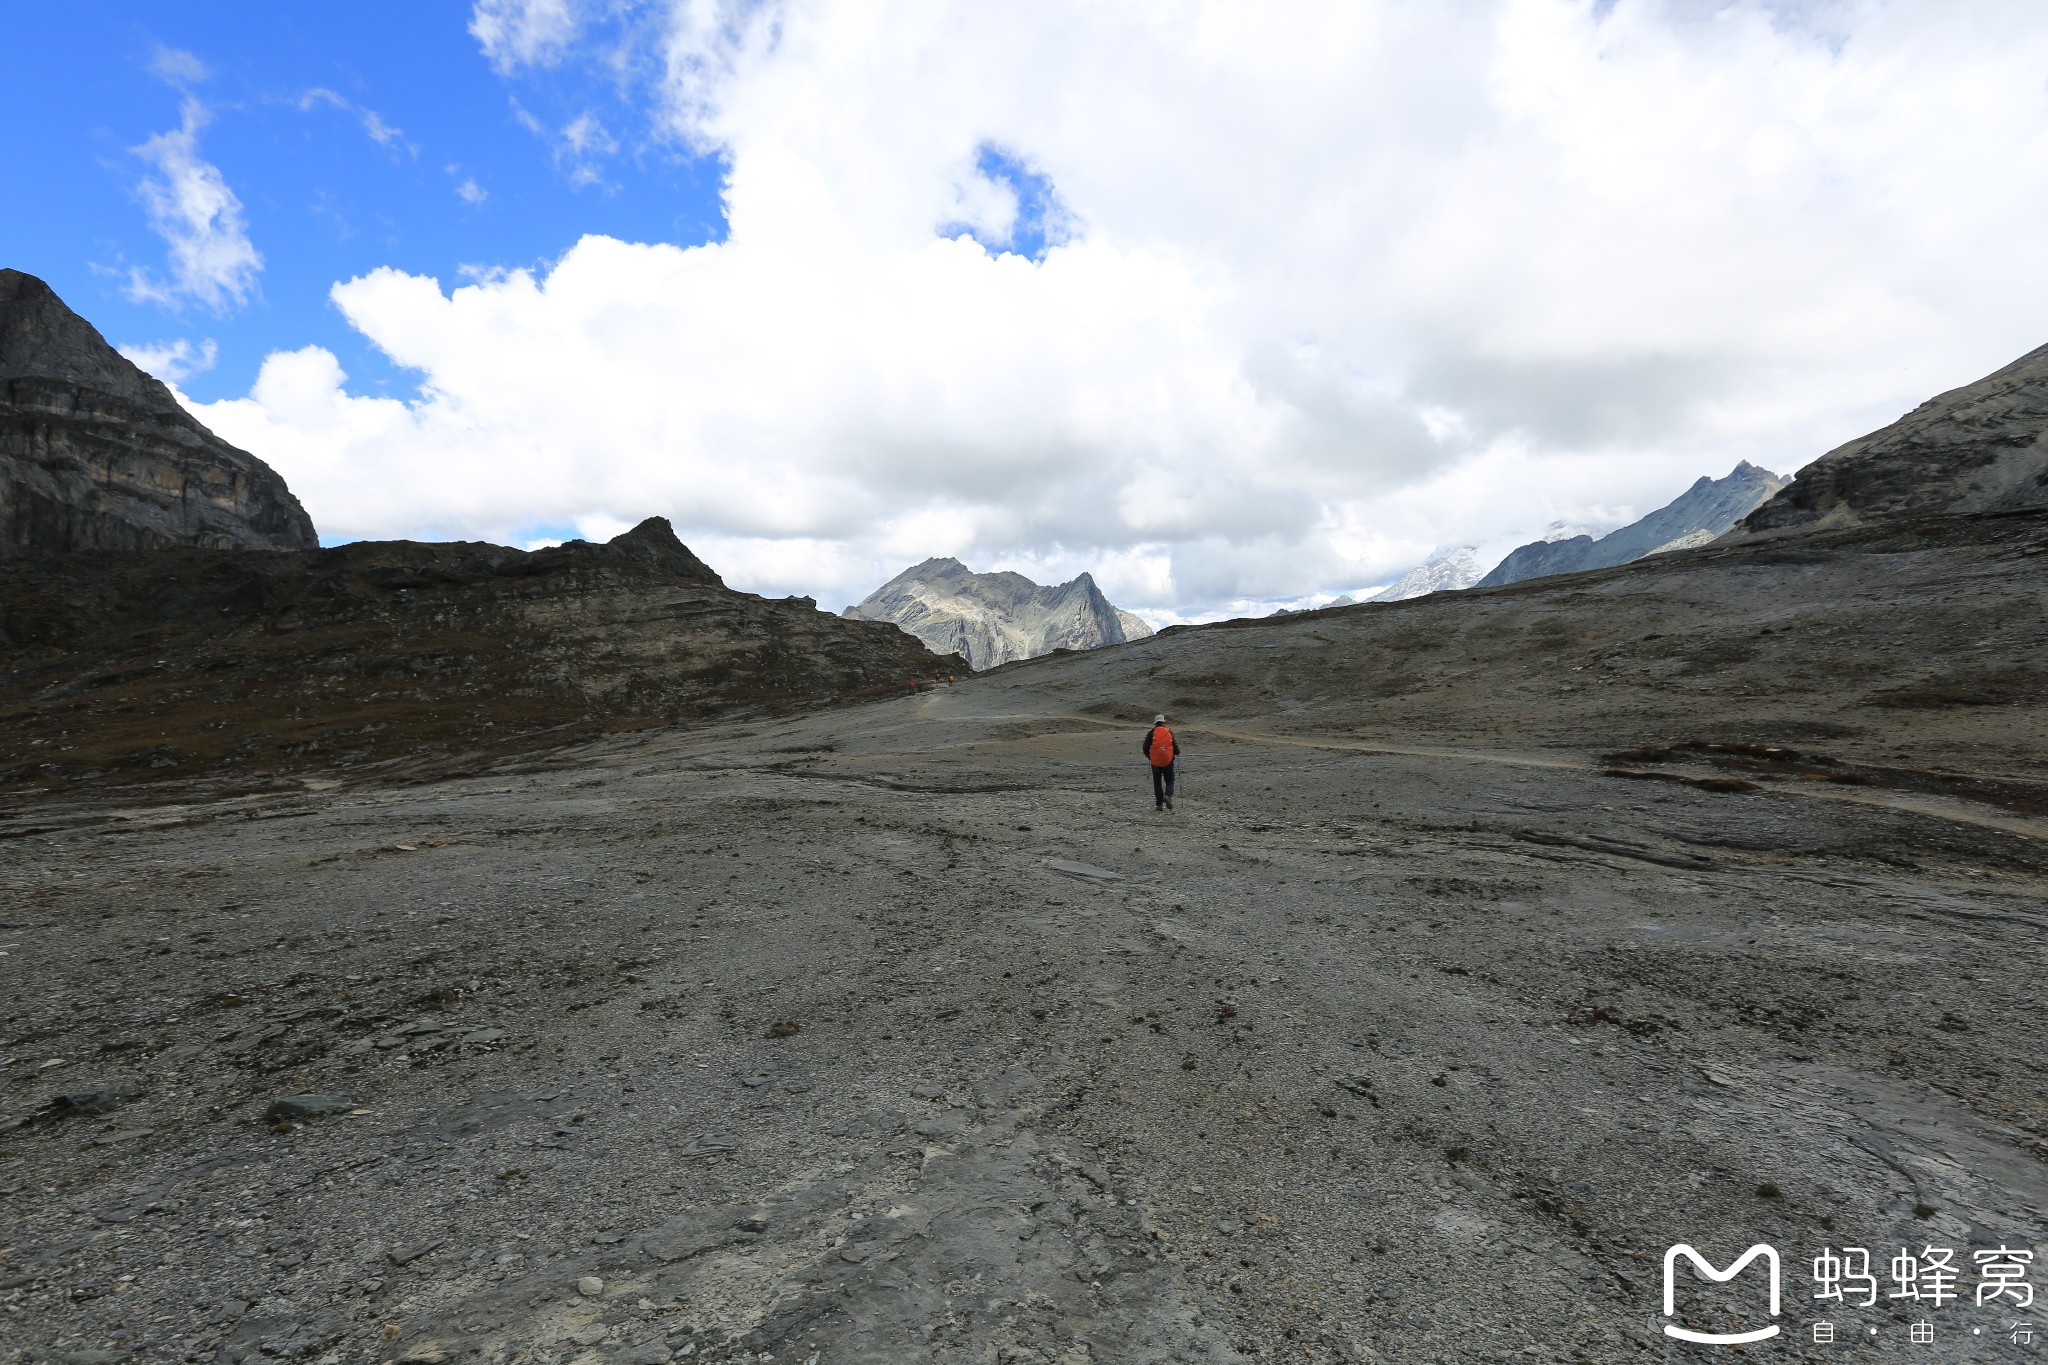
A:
[[1165, 796, 1174, 811]]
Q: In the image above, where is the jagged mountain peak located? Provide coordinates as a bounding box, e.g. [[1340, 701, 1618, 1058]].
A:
[[0, 268, 186, 420], [848, 558, 1151, 670], [1370, 546, 1483, 603], [562, 516, 723, 584]]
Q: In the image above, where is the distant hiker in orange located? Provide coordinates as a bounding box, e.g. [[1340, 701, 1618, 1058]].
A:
[[1143, 713, 1179, 811]]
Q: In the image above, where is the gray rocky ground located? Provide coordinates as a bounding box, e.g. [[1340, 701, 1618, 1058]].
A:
[[3, 509, 2045, 1364]]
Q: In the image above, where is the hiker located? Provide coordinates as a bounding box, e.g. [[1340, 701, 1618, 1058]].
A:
[[1143, 713, 1179, 811]]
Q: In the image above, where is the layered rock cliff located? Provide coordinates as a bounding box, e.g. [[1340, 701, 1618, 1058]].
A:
[[1476, 462, 1783, 587], [846, 557, 1152, 670], [1741, 340, 2048, 535], [0, 268, 317, 557], [0, 517, 960, 790]]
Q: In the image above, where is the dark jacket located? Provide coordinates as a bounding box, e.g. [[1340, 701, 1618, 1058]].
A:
[[1142, 724, 1179, 766]]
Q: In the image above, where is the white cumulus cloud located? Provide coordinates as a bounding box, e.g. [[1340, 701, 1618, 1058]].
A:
[[125, 99, 263, 315], [472, 0, 585, 72], [192, 0, 2048, 616], [118, 337, 219, 384]]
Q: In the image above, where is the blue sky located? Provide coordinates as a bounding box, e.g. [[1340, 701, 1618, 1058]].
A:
[[2, 2, 725, 406], [7, 3, 2048, 620]]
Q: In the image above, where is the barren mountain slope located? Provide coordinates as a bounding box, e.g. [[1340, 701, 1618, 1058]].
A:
[[1742, 339, 2048, 534], [0, 517, 960, 794], [0, 269, 317, 557], [4, 508, 2043, 1364]]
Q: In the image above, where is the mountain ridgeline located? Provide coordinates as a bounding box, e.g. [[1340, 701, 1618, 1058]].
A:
[[1474, 461, 1784, 589], [0, 268, 317, 557], [847, 557, 1153, 670], [1368, 546, 1484, 603], [1739, 339, 2048, 534]]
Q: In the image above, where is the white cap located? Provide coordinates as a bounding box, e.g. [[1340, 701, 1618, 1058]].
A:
[[1154, 714, 1166, 723]]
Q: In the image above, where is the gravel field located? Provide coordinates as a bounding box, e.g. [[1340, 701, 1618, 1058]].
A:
[[4, 512, 2046, 1364]]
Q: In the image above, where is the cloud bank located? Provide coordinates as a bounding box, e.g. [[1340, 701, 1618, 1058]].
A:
[[190, 0, 2048, 618]]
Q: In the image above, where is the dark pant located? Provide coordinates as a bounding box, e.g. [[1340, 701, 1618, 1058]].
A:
[[1151, 762, 1175, 806]]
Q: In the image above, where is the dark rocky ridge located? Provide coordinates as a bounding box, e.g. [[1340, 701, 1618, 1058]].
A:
[[0, 517, 959, 793], [1742, 337, 2048, 534], [0, 268, 317, 556], [1476, 461, 1783, 587]]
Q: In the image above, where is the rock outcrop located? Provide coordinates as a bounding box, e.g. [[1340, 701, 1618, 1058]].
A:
[[0, 517, 959, 790], [847, 557, 1152, 670], [0, 268, 317, 557], [1476, 462, 1783, 587], [1741, 340, 2048, 535]]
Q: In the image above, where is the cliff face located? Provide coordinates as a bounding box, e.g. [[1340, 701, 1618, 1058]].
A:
[[1742, 340, 2048, 535], [0, 518, 959, 790], [847, 558, 1152, 670], [0, 269, 317, 557], [1476, 462, 1783, 588]]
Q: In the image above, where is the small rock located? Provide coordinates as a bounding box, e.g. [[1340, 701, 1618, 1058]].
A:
[[569, 1325, 608, 1346], [265, 1093, 354, 1122], [51, 1083, 140, 1117], [680, 1132, 737, 1158], [578, 1274, 605, 1297], [591, 1230, 624, 1245], [1046, 859, 1121, 883], [61, 1351, 127, 1364], [388, 1239, 445, 1266], [763, 1020, 802, 1039], [617, 1344, 673, 1365]]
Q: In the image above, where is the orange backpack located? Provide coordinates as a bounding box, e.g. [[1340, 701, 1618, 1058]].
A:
[[1147, 725, 1175, 767]]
